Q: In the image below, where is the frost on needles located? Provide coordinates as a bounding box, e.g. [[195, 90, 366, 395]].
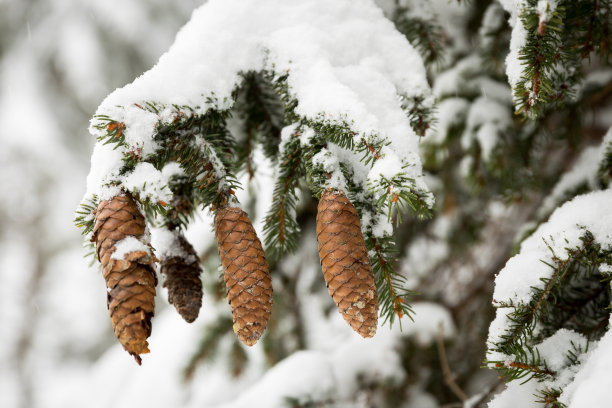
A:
[[74, 0, 434, 358]]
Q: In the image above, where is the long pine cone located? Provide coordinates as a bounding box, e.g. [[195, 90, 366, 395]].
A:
[[316, 189, 378, 338], [92, 193, 157, 364], [160, 232, 203, 323], [214, 207, 272, 346]]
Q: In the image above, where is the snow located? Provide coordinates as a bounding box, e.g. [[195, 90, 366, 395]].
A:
[[492, 189, 612, 307], [312, 148, 349, 191], [488, 378, 540, 408], [462, 96, 512, 161], [83, 0, 432, 220], [479, 3, 506, 40], [216, 351, 336, 408], [559, 327, 612, 407], [151, 228, 196, 263], [110, 236, 151, 260], [537, 0, 558, 24], [598, 126, 612, 173], [433, 55, 482, 98], [498, 0, 529, 97], [425, 98, 469, 144], [400, 215, 451, 287], [213, 301, 455, 407], [539, 145, 601, 217], [122, 162, 180, 204], [537, 329, 586, 373], [84, 142, 125, 200], [486, 189, 612, 404], [491, 326, 612, 408]]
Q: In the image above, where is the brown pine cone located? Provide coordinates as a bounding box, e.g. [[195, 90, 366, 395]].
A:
[[316, 188, 378, 338], [160, 232, 203, 323], [91, 193, 157, 364], [214, 207, 272, 346]]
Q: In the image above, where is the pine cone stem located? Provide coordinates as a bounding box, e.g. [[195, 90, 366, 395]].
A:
[[316, 188, 378, 338], [92, 193, 157, 364], [214, 206, 272, 346]]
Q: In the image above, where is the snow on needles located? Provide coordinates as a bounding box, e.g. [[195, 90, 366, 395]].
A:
[[491, 189, 612, 308], [85, 0, 432, 208]]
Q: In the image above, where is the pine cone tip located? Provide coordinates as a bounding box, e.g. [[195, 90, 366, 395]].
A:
[[233, 323, 262, 346], [170, 293, 202, 323]]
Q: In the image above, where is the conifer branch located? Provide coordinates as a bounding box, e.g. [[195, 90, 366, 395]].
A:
[[393, 6, 445, 68], [367, 234, 415, 325], [263, 134, 303, 258], [488, 231, 612, 389]]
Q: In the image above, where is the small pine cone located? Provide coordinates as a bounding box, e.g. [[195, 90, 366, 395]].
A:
[[91, 193, 157, 364], [316, 189, 378, 338], [160, 233, 203, 323], [214, 207, 272, 346]]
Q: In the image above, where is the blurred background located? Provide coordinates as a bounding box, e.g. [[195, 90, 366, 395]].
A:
[[1, 0, 610, 407]]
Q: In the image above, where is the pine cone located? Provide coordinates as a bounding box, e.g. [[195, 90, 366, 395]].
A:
[[316, 188, 378, 338], [160, 232, 203, 323], [91, 193, 157, 364], [214, 207, 272, 346]]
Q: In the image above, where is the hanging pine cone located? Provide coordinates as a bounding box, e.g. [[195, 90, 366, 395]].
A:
[[316, 188, 378, 338], [160, 232, 203, 323], [91, 193, 157, 364], [214, 206, 272, 346]]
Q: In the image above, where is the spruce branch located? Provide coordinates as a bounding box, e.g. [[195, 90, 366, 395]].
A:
[[488, 231, 612, 387], [394, 12, 445, 69], [263, 133, 303, 258], [93, 116, 126, 148], [235, 72, 284, 161], [367, 234, 415, 326], [514, 1, 566, 116], [74, 194, 99, 236], [400, 94, 435, 138]]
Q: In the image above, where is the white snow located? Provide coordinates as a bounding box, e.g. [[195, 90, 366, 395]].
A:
[[150, 228, 197, 263], [598, 126, 612, 173], [488, 378, 540, 408], [537, 0, 558, 24], [559, 327, 612, 407], [311, 148, 349, 191], [492, 189, 612, 307], [433, 55, 482, 98], [539, 145, 601, 217], [536, 329, 586, 373], [499, 0, 529, 99], [122, 162, 179, 204], [213, 301, 455, 408], [462, 96, 512, 160], [83, 0, 432, 220], [425, 98, 469, 144], [110, 236, 151, 260]]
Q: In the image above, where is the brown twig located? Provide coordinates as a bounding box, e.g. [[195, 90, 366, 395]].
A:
[[436, 323, 468, 402]]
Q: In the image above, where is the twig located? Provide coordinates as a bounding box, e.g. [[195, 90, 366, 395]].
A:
[[436, 323, 468, 402]]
